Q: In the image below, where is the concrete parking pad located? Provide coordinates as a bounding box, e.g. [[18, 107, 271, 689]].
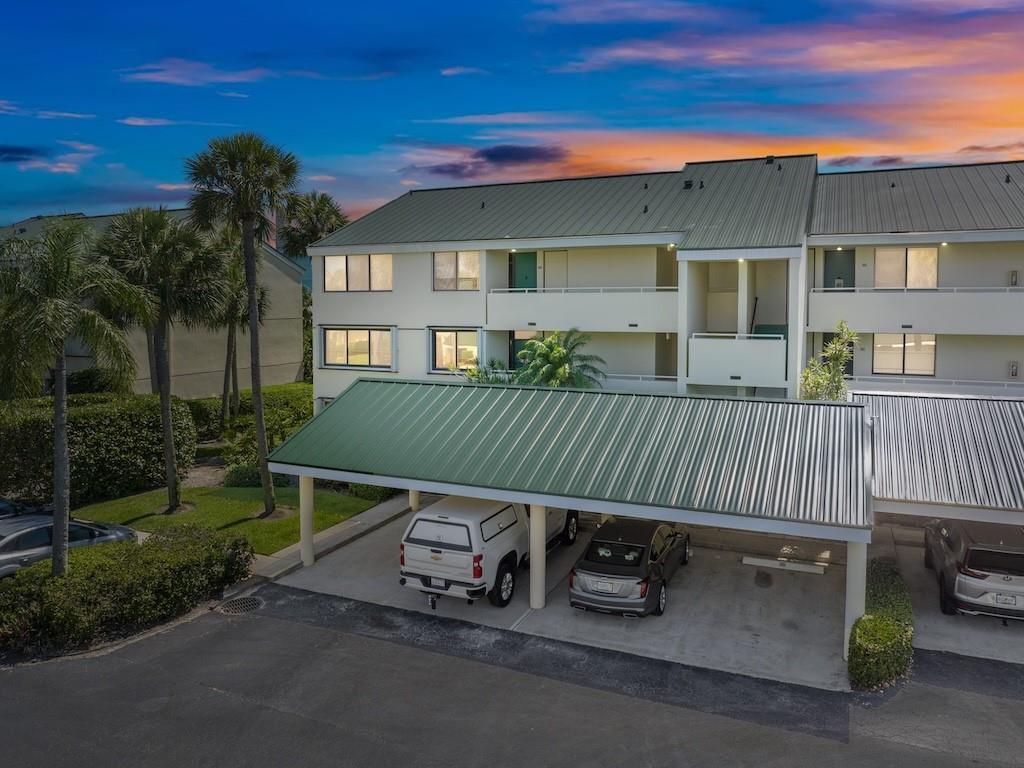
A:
[[281, 513, 849, 689], [894, 542, 1024, 664]]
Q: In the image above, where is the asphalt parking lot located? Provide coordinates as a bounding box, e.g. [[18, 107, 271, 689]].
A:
[[280, 510, 849, 689]]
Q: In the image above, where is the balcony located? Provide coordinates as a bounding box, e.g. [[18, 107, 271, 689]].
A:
[[603, 373, 678, 394], [487, 286, 677, 333], [809, 287, 1024, 335], [687, 333, 788, 389]]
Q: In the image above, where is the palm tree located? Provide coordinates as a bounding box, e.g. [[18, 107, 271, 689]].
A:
[[99, 208, 228, 512], [516, 328, 606, 389], [278, 190, 348, 260], [0, 219, 148, 574], [187, 133, 300, 515]]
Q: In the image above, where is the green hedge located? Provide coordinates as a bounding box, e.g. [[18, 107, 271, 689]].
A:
[[347, 483, 399, 503], [848, 558, 915, 690], [65, 367, 132, 395], [0, 394, 197, 508], [0, 525, 252, 657], [187, 382, 313, 442]]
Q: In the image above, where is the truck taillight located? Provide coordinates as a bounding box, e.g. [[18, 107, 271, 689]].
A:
[[638, 579, 649, 598], [400, 543, 405, 567], [472, 554, 483, 580], [958, 562, 989, 580], [568, 568, 575, 589]]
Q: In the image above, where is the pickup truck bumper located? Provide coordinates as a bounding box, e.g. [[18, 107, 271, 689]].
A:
[[400, 570, 488, 600]]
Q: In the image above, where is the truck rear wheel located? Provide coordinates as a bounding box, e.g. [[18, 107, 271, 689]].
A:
[[561, 511, 579, 545], [489, 558, 516, 608]]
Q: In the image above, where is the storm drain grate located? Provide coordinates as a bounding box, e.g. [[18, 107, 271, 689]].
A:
[[218, 596, 265, 615]]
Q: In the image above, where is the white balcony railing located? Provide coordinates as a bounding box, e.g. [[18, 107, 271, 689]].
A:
[[848, 375, 1024, 395], [487, 285, 678, 333], [687, 333, 788, 389], [808, 286, 1024, 335]]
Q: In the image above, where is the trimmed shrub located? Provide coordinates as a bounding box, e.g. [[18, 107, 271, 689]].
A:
[[0, 524, 252, 657], [186, 396, 223, 442], [0, 394, 197, 507], [224, 464, 290, 488], [347, 483, 399, 503], [848, 558, 915, 690], [65, 367, 132, 395]]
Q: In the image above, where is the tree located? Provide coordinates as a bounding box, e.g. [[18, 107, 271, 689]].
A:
[[278, 190, 348, 260], [458, 358, 516, 385], [187, 133, 300, 515], [516, 328, 606, 388], [0, 219, 148, 574], [100, 208, 228, 512], [800, 320, 858, 401]]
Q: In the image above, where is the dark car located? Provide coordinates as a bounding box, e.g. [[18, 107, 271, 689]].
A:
[[0, 515, 136, 577], [924, 519, 1024, 619], [568, 519, 690, 617], [0, 499, 53, 519]]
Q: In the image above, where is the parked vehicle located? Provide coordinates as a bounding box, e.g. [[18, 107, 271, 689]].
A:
[[399, 496, 578, 609], [924, 519, 1024, 619], [0, 499, 52, 519], [568, 519, 690, 617], [0, 515, 136, 577]]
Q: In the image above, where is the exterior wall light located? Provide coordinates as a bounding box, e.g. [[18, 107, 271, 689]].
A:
[[941, 242, 948, 246]]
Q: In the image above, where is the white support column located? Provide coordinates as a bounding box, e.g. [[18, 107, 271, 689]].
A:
[[529, 504, 547, 610], [409, 489, 420, 512], [786, 254, 808, 398], [675, 257, 689, 394], [737, 259, 751, 397], [844, 541, 868, 659], [299, 475, 315, 567]]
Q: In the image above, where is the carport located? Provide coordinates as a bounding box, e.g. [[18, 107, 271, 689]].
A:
[[269, 379, 873, 657]]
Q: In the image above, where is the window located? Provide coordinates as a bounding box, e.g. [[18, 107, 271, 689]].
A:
[[323, 328, 393, 368], [432, 329, 478, 371], [433, 251, 480, 291], [68, 524, 95, 542], [323, 254, 392, 292], [481, 506, 519, 542], [405, 520, 472, 552], [585, 540, 645, 566], [15, 526, 51, 551], [873, 333, 936, 376], [874, 247, 937, 289]]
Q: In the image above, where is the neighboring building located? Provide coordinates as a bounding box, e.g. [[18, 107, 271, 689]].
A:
[[306, 155, 1024, 407], [1, 210, 305, 399]]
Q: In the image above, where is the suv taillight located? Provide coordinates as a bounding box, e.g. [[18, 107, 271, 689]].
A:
[[472, 554, 483, 580], [958, 562, 989, 580], [568, 568, 575, 589], [638, 579, 649, 598], [399, 543, 405, 567]]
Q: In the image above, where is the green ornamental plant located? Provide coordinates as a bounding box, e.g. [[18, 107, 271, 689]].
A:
[[515, 328, 606, 389], [800, 320, 858, 401]]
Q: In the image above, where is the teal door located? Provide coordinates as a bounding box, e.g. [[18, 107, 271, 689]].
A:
[[512, 252, 537, 289], [824, 249, 855, 290]]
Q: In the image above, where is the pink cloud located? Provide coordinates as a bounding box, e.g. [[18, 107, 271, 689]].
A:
[[439, 66, 489, 76], [155, 183, 192, 191], [118, 116, 175, 126], [531, 0, 718, 24], [308, 174, 337, 182], [18, 139, 101, 174], [122, 58, 274, 86], [420, 111, 586, 125], [36, 110, 95, 120]]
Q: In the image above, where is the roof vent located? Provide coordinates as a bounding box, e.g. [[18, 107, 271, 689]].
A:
[[683, 179, 693, 190], [766, 155, 775, 164], [1007, 174, 1013, 183], [699, 180, 704, 189], [643, 182, 648, 189], [777, 163, 782, 170], [643, 205, 649, 213], [480, 201, 485, 209], [890, 182, 896, 188]]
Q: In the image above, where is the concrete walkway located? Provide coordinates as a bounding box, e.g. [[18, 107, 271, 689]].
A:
[[250, 492, 436, 581]]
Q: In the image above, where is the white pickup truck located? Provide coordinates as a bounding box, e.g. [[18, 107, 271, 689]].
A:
[[399, 496, 579, 609]]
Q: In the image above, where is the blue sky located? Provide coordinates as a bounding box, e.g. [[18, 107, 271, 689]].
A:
[[3, 0, 1023, 223]]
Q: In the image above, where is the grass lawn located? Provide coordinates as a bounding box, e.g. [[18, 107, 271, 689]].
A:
[[77, 487, 375, 555]]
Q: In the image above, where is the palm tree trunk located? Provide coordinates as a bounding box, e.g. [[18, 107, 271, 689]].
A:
[[154, 314, 179, 512], [51, 346, 70, 576], [231, 334, 240, 418], [220, 322, 235, 431], [145, 327, 159, 394], [243, 219, 275, 514]]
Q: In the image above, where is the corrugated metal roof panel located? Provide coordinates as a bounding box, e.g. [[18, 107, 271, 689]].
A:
[[812, 161, 1024, 235], [272, 379, 870, 530], [854, 392, 1024, 511], [314, 155, 818, 250]]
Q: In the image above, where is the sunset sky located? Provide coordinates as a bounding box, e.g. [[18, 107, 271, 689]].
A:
[[3, 0, 1024, 224]]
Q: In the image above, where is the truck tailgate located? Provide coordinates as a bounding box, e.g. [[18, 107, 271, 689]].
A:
[[404, 543, 473, 580]]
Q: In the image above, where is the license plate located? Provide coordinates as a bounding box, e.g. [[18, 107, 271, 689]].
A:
[[996, 594, 1017, 606], [594, 580, 615, 593], [430, 577, 446, 588]]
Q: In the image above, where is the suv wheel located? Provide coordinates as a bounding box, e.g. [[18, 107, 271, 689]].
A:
[[488, 558, 516, 608], [652, 583, 667, 616], [938, 576, 958, 615], [561, 511, 579, 545]]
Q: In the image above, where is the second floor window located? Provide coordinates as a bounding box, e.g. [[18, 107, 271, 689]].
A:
[[324, 254, 392, 292], [433, 251, 480, 291], [873, 333, 936, 376], [875, 247, 937, 289], [323, 328, 393, 368]]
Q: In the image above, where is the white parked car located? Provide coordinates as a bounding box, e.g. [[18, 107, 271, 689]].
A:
[[399, 496, 578, 609]]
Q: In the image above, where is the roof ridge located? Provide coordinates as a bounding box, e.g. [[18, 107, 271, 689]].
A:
[[822, 159, 1024, 177], [406, 170, 683, 194]]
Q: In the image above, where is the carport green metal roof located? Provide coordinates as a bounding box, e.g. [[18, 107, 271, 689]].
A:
[[270, 379, 872, 540]]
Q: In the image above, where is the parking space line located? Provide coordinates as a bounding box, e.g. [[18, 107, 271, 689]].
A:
[[508, 607, 534, 631]]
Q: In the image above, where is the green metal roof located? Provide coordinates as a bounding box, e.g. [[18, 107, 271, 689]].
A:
[[270, 379, 871, 532]]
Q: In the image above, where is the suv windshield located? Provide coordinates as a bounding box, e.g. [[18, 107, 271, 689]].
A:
[[585, 540, 645, 567], [967, 548, 1024, 577]]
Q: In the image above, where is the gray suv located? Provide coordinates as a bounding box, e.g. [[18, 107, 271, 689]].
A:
[[924, 520, 1024, 619], [0, 515, 136, 577]]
